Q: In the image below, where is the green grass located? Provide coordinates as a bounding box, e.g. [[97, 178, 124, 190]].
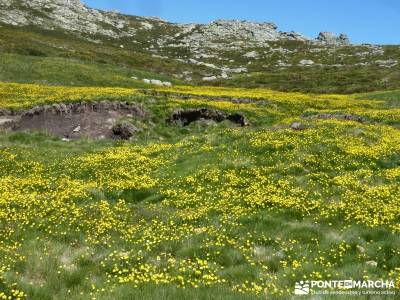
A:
[[357, 90, 400, 107], [204, 65, 400, 94], [1, 88, 400, 299], [0, 25, 193, 85], [0, 53, 181, 87], [1, 25, 400, 93]]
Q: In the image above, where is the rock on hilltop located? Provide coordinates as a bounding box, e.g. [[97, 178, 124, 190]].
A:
[[317, 32, 350, 45], [0, 0, 136, 37], [163, 20, 312, 50], [0, 0, 351, 46]]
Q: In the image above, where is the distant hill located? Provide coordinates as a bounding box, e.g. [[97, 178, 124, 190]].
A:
[[0, 0, 399, 93]]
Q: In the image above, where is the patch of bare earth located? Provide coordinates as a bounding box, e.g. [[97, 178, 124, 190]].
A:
[[0, 101, 145, 139]]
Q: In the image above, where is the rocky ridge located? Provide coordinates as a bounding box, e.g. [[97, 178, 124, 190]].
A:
[[2, 0, 397, 90], [0, 0, 138, 37], [163, 20, 311, 50], [0, 0, 350, 46]]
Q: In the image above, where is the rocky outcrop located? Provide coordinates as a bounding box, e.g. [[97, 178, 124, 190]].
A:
[[163, 19, 311, 50], [282, 31, 309, 41], [179, 20, 281, 44], [0, 0, 136, 38], [316, 32, 350, 45], [0, 0, 354, 76], [143, 79, 172, 87], [0, 0, 352, 48], [299, 59, 315, 66]]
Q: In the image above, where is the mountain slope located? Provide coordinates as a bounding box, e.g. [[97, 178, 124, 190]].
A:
[[0, 0, 399, 93]]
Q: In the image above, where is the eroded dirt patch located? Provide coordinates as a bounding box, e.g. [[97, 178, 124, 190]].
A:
[[0, 101, 145, 139], [168, 108, 249, 127]]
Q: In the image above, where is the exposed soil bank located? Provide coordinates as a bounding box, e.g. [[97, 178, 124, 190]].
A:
[[0, 101, 145, 139]]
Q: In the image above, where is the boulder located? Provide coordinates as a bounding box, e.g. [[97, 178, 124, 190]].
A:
[[317, 32, 350, 45], [366, 261, 378, 268], [162, 81, 172, 87], [243, 51, 259, 59], [150, 79, 164, 86], [143, 79, 172, 86], [202, 76, 218, 81], [112, 122, 138, 140], [0, 117, 15, 127], [299, 59, 314, 66], [356, 245, 366, 253], [338, 34, 350, 44], [290, 122, 304, 130]]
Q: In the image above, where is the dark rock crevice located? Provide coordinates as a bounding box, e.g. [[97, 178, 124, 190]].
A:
[[168, 108, 249, 127]]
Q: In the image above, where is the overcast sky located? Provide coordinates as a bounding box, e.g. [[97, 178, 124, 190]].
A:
[[84, 0, 400, 44]]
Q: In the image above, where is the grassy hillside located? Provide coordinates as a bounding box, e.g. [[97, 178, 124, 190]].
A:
[[0, 82, 400, 299], [357, 90, 400, 107], [0, 26, 206, 84], [0, 54, 181, 88], [208, 65, 400, 94], [1, 25, 400, 93]]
